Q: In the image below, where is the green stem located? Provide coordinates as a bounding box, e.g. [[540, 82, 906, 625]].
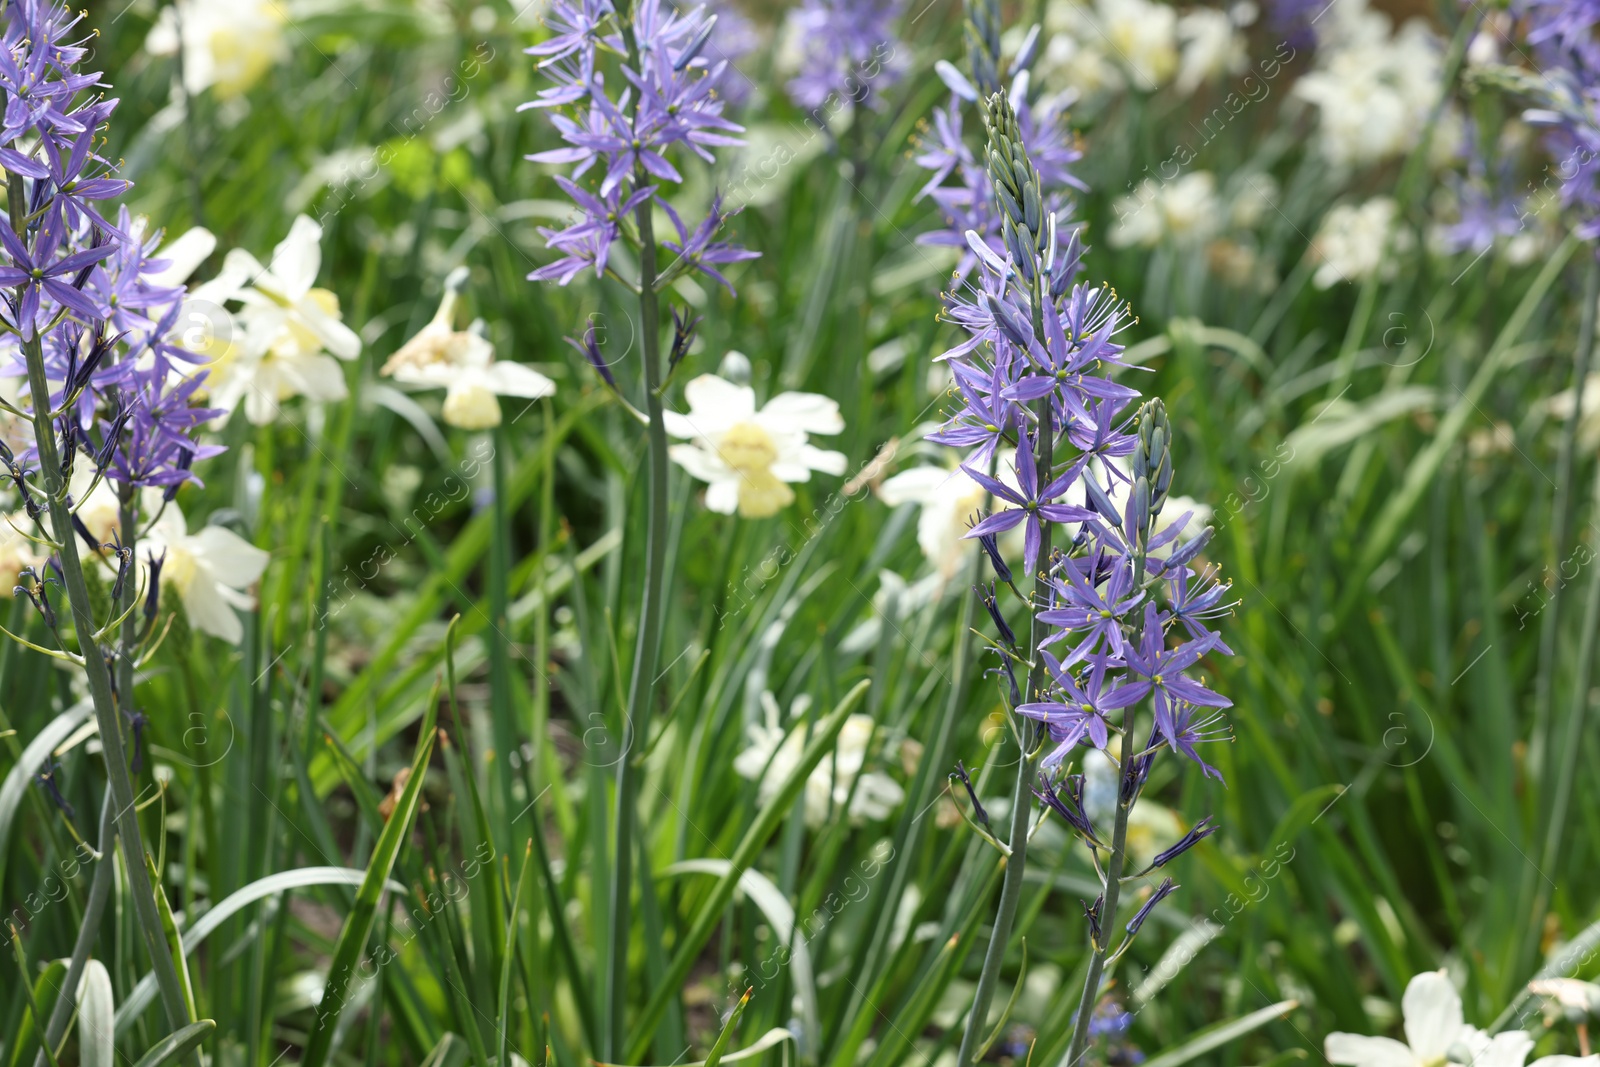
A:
[[605, 10, 672, 1055], [834, 546, 984, 1061], [34, 794, 117, 1067], [956, 344, 1054, 1066], [1521, 255, 1600, 972], [8, 173, 191, 1035], [1527, 461, 1600, 968], [489, 426, 516, 838], [1063, 706, 1139, 1067]]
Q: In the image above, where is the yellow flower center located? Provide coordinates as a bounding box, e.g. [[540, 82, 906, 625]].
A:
[[716, 421, 780, 476], [737, 470, 795, 518], [162, 545, 199, 596], [279, 288, 343, 355], [443, 383, 503, 430], [187, 339, 239, 400]]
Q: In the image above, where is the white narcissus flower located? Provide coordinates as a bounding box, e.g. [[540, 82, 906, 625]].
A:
[[1097, 0, 1178, 91], [204, 215, 361, 425], [1174, 7, 1245, 93], [1326, 971, 1599, 1067], [143, 492, 270, 646], [143, 224, 218, 290], [382, 279, 555, 430], [1292, 0, 1445, 169], [665, 373, 846, 518], [1110, 172, 1222, 249], [145, 0, 289, 100], [1311, 198, 1414, 290], [878, 453, 1021, 581], [68, 468, 125, 546], [1326, 972, 1468, 1067], [0, 513, 43, 597], [734, 693, 905, 827]]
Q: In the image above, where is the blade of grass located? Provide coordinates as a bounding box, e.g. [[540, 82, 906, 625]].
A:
[[625, 679, 871, 1062], [1337, 234, 1578, 624], [128, 1021, 217, 1067], [302, 680, 438, 1067]]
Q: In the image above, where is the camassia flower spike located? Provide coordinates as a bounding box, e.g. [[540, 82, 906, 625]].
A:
[[918, 34, 1234, 1063]]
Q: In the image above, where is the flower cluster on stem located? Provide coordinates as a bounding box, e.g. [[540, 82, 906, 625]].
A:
[[929, 69, 1235, 1067], [523, 3, 753, 1059], [914, 0, 1084, 280], [0, 0, 224, 1037]]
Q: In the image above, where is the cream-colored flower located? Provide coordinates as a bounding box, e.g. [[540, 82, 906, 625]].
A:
[[0, 374, 31, 458], [145, 0, 289, 99], [734, 693, 904, 827], [382, 281, 555, 430], [1545, 372, 1600, 452], [143, 492, 270, 646], [1040, 31, 1124, 99], [1325, 972, 1470, 1067], [665, 373, 846, 518], [0, 513, 43, 597], [1311, 198, 1413, 290], [1098, 0, 1179, 90], [878, 452, 1021, 581], [1327, 971, 1598, 1067], [203, 216, 360, 425], [1229, 175, 1279, 230], [1110, 172, 1222, 249], [1293, 0, 1444, 168], [68, 468, 124, 547], [144, 225, 218, 290], [1175, 7, 1245, 93]]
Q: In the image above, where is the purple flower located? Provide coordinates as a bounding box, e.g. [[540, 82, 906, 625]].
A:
[[1017, 653, 1145, 767], [524, 0, 757, 334], [963, 430, 1093, 577], [0, 0, 221, 496], [0, 219, 116, 336], [784, 0, 904, 113], [662, 195, 761, 295], [1121, 604, 1232, 771], [527, 0, 618, 67], [530, 178, 656, 284], [1036, 550, 1143, 663]]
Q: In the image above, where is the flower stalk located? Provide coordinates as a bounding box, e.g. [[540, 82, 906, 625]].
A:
[[604, 8, 673, 1057], [955, 90, 1060, 1067], [521, 1, 752, 1051], [9, 181, 192, 1035], [926, 69, 1229, 1067]]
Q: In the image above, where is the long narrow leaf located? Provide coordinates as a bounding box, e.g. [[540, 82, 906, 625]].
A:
[[302, 687, 440, 1067], [128, 1021, 216, 1067], [114, 868, 405, 1033], [626, 678, 870, 1061], [1139, 999, 1299, 1067]]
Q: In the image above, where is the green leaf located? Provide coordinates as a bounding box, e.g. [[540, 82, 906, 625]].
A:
[[114, 867, 405, 1034], [0, 700, 93, 891], [702, 988, 749, 1067], [128, 1021, 216, 1067], [142, 853, 196, 1023], [499, 842, 535, 1067], [1340, 234, 1577, 620], [1140, 1000, 1299, 1067], [6, 953, 65, 1067], [660, 860, 819, 1057], [303, 686, 440, 1067], [74, 960, 115, 1067], [626, 678, 871, 1062]]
